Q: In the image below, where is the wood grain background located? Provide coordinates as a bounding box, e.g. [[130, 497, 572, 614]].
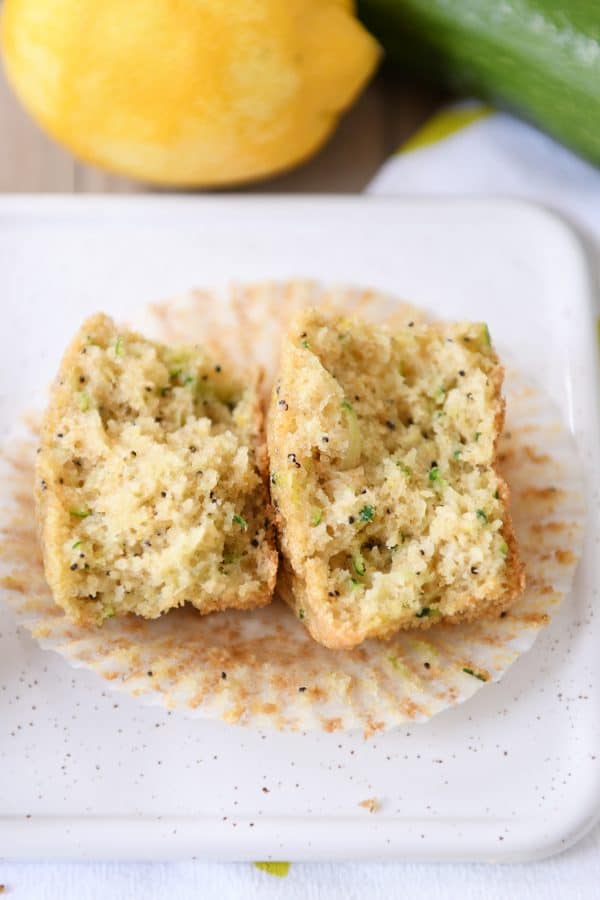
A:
[[0, 63, 446, 194]]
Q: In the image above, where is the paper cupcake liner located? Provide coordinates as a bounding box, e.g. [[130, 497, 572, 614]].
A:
[[0, 283, 585, 734]]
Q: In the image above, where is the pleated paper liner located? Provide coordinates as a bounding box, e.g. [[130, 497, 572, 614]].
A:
[[0, 283, 585, 734]]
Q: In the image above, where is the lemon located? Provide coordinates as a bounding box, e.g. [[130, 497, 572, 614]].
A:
[[1, 0, 380, 186]]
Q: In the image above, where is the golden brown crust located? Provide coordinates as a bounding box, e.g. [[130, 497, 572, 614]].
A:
[[250, 371, 280, 602]]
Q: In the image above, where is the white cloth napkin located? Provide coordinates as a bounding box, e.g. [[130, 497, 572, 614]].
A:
[[4, 105, 600, 900], [369, 102, 600, 281]]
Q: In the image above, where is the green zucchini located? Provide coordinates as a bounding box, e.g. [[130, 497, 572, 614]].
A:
[[357, 0, 600, 165]]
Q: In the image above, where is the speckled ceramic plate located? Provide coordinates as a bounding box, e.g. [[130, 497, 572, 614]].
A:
[[0, 196, 598, 862]]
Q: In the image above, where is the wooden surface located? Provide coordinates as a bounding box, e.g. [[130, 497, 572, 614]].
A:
[[0, 64, 446, 193]]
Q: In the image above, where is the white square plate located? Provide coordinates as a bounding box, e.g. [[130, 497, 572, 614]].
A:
[[1, 195, 599, 862]]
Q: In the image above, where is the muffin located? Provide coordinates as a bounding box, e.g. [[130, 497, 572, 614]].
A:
[[267, 307, 525, 649], [35, 314, 277, 625]]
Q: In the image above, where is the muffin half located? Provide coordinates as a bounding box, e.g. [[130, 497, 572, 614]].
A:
[[35, 314, 277, 625], [267, 307, 525, 649]]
